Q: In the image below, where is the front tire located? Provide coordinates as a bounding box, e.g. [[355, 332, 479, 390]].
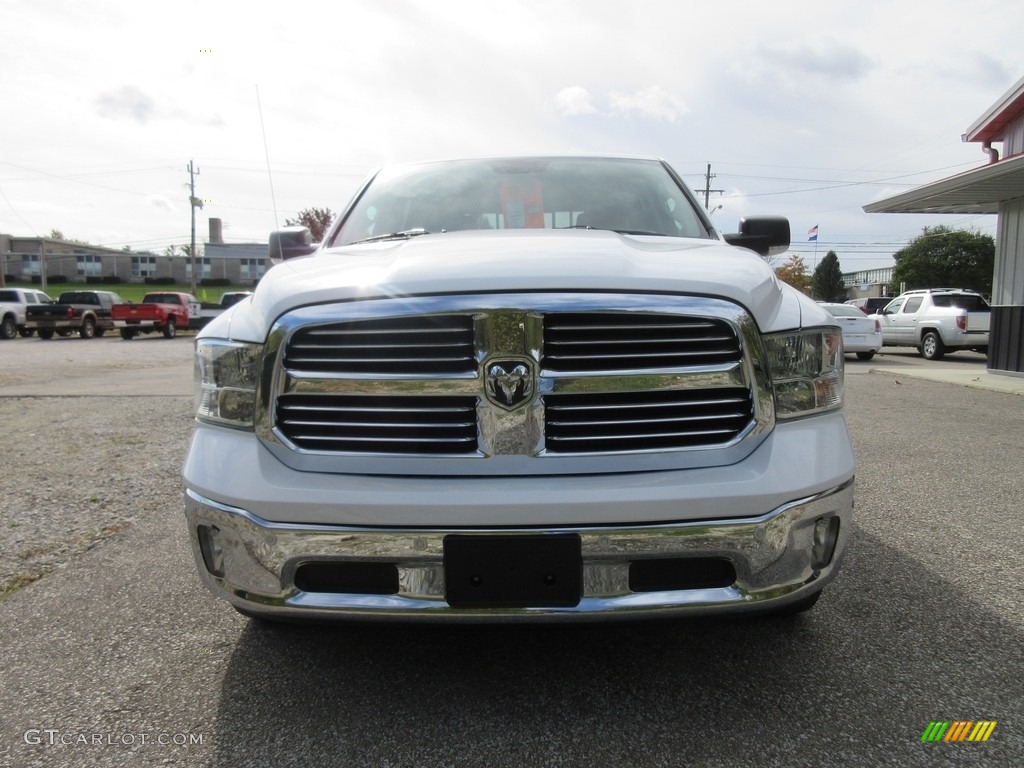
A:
[[120, 328, 137, 340], [38, 329, 55, 339], [920, 331, 945, 360]]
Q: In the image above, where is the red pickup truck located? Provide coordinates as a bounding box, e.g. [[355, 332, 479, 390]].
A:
[[111, 292, 200, 339]]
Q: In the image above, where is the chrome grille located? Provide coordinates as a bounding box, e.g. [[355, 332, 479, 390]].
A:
[[545, 388, 754, 453], [262, 294, 772, 474], [284, 315, 475, 375], [277, 394, 478, 454], [544, 313, 740, 372]]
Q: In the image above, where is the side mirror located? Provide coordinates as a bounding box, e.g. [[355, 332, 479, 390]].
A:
[[723, 216, 790, 257], [269, 226, 318, 262]]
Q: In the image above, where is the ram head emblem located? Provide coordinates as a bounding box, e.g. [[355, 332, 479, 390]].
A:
[[485, 360, 534, 410]]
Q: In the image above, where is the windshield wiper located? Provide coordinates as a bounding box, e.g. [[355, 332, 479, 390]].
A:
[[556, 225, 666, 236], [349, 228, 431, 245]]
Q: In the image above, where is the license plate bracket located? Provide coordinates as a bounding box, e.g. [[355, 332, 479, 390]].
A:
[[444, 534, 582, 608]]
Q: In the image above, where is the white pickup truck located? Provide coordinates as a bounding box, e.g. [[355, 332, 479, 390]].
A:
[[182, 155, 855, 623], [0, 287, 54, 339], [873, 289, 990, 360]]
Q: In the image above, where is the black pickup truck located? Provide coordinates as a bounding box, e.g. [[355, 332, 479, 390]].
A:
[[26, 290, 126, 339]]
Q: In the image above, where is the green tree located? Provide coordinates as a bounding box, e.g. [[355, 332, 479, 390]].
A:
[[164, 243, 202, 258], [775, 254, 811, 294], [811, 250, 846, 301], [285, 206, 334, 242], [890, 226, 994, 296]]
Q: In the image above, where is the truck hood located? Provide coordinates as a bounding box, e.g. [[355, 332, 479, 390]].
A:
[[219, 230, 811, 342]]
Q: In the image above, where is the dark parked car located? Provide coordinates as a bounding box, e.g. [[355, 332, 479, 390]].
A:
[[25, 290, 125, 339], [845, 297, 891, 315]]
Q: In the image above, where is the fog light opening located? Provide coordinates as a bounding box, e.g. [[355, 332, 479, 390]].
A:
[[197, 524, 226, 578], [812, 517, 840, 569], [629, 557, 736, 593]]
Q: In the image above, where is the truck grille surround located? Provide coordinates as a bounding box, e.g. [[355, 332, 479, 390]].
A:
[[256, 294, 774, 476]]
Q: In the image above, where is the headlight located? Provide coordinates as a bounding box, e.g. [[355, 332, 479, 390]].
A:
[[762, 328, 843, 419], [194, 339, 263, 428]]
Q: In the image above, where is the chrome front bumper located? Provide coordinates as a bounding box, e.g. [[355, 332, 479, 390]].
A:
[[184, 479, 854, 622]]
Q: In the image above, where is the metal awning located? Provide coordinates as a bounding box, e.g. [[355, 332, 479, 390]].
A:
[[862, 152, 1024, 214]]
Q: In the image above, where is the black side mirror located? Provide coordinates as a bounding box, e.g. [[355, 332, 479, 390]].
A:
[[723, 216, 790, 257], [269, 226, 318, 262]]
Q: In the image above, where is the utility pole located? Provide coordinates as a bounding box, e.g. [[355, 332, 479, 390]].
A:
[[701, 163, 724, 210], [187, 161, 203, 294], [39, 239, 47, 293]]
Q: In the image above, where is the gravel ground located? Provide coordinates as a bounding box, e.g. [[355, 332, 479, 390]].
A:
[[0, 395, 193, 598]]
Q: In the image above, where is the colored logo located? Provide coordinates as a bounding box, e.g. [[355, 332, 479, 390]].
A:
[[921, 721, 997, 742]]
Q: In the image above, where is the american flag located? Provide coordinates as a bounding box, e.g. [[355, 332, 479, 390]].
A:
[[808, 225, 818, 242]]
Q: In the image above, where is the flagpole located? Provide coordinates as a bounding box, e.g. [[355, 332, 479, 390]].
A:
[[809, 224, 819, 271]]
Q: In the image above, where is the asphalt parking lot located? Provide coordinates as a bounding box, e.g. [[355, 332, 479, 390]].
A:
[[0, 336, 1021, 767]]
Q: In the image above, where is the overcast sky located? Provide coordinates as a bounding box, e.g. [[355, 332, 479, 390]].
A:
[[1, 0, 1021, 271]]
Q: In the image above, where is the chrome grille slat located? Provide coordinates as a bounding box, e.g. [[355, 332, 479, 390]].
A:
[[551, 428, 738, 443], [546, 335, 734, 345], [544, 321, 720, 331], [545, 350, 738, 361], [304, 327, 465, 336], [282, 404, 470, 415], [553, 396, 749, 412], [548, 412, 749, 427], [283, 420, 476, 429], [294, 435, 478, 445], [286, 356, 470, 365]]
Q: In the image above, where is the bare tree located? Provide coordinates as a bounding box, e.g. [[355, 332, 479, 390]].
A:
[[285, 207, 334, 242]]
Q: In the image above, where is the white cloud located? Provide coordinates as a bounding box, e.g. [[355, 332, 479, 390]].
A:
[[94, 86, 157, 123], [555, 86, 597, 116], [147, 195, 175, 211], [607, 87, 688, 122]]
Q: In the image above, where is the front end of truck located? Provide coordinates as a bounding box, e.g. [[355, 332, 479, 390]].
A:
[[182, 156, 854, 622]]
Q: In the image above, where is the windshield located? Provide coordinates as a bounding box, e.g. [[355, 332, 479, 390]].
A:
[[931, 294, 990, 311], [329, 157, 712, 247], [824, 304, 864, 318]]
